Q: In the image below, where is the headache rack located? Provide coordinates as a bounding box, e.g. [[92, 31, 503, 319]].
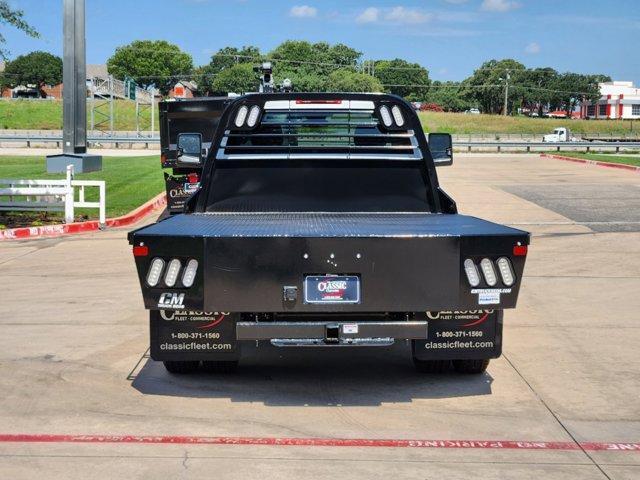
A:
[[216, 99, 423, 162]]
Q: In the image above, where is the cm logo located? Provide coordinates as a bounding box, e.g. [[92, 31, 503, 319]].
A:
[[158, 292, 185, 309]]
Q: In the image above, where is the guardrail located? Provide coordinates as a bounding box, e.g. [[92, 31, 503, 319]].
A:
[[454, 141, 640, 153], [0, 135, 639, 152], [0, 135, 159, 149], [0, 165, 105, 224]]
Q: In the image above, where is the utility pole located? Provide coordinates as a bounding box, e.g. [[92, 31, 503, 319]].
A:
[[47, 0, 102, 173], [503, 70, 510, 116]]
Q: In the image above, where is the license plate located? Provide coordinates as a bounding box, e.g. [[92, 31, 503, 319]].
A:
[[304, 275, 360, 304]]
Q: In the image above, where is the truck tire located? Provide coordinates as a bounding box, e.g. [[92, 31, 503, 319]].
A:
[[413, 359, 451, 373], [452, 359, 490, 374], [202, 360, 238, 374], [163, 360, 199, 374]]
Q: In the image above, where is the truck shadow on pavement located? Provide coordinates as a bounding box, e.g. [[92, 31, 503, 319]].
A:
[[131, 343, 493, 406]]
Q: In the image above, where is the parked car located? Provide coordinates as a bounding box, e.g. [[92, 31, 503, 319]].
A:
[[465, 108, 481, 115]]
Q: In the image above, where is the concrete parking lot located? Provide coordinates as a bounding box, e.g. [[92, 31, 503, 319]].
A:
[[0, 154, 638, 479]]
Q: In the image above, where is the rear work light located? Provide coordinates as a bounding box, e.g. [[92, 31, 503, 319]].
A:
[[182, 259, 198, 288], [391, 105, 405, 127], [164, 259, 181, 287], [379, 106, 393, 127], [146, 258, 165, 287], [480, 258, 497, 286], [497, 257, 515, 286], [246, 105, 261, 127], [464, 259, 481, 287], [234, 105, 248, 127]]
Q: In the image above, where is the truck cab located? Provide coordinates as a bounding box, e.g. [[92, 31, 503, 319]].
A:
[[159, 97, 233, 215], [130, 93, 529, 375], [543, 127, 576, 143]]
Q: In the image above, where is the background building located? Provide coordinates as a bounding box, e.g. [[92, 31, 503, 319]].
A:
[[582, 81, 640, 120]]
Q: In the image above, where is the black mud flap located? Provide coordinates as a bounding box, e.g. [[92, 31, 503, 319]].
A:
[[412, 310, 503, 361], [150, 310, 240, 361]]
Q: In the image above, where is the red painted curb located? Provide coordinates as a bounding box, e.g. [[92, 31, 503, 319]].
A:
[[0, 434, 637, 452], [0, 192, 166, 241], [540, 153, 640, 173]]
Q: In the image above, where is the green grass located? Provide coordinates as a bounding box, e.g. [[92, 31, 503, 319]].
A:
[[419, 111, 639, 135], [0, 99, 159, 131], [2, 99, 639, 135], [0, 155, 165, 222], [548, 152, 640, 167]]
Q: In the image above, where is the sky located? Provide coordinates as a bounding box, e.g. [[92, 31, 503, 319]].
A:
[[2, 0, 639, 84]]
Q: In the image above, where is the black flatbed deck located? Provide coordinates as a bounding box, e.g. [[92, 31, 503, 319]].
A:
[[135, 212, 527, 238]]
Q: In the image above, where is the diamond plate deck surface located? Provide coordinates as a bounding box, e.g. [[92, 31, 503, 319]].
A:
[[134, 212, 527, 238]]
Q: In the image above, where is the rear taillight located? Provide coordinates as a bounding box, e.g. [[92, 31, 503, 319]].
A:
[[133, 245, 148, 257], [164, 259, 182, 287], [463, 258, 481, 287], [146, 258, 165, 287], [513, 245, 528, 256], [144, 257, 199, 288], [497, 257, 515, 286], [480, 258, 498, 286], [182, 259, 199, 288]]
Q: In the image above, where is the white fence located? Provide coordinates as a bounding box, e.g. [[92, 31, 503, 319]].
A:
[[0, 165, 105, 225]]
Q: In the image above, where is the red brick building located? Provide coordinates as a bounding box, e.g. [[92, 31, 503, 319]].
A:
[[168, 81, 198, 98]]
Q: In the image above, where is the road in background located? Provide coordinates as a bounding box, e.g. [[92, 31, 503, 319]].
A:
[[0, 154, 638, 479]]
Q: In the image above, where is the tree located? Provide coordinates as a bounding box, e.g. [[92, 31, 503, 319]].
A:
[[107, 40, 193, 95], [270, 41, 361, 77], [465, 59, 526, 114], [373, 59, 430, 101], [1, 51, 62, 97], [199, 46, 261, 94], [426, 81, 472, 112], [517, 67, 558, 116], [210, 63, 258, 95], [0, 1, 39, 60], [326, 69, 383, 93], [550, 72, 610, 117], [269, 41, 361, 92]]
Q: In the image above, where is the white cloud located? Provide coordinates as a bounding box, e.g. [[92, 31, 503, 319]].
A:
[[481, 0, 521, 12], [356, 6, 433, 25], [525, 42, 540, 54], [385, 6, 433, 24], [289, 5, 318, 18], [356, 7, 380, 24]]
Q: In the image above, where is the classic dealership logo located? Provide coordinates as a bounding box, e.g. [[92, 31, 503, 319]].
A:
[[158, 292, 185, 309], [317, 280, 347, 293], [169, 188, 187, 198]]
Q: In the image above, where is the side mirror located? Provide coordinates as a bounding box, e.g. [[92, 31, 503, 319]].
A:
[[176, 133, 204, 166], [428, 133, 453, 166]]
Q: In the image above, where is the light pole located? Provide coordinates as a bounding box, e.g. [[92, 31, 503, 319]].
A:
[[47, 0, 102, 173], [501, 70, 510, 116]]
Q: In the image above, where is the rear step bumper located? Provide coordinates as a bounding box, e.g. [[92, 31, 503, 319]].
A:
[[236, 321, 427, 346]]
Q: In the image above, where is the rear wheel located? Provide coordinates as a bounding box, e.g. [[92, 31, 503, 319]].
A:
[[413, 358, 451, 373], [452, 359, 490, 374], [163, 360, 199, 374], [202, 360, 238, 374]]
